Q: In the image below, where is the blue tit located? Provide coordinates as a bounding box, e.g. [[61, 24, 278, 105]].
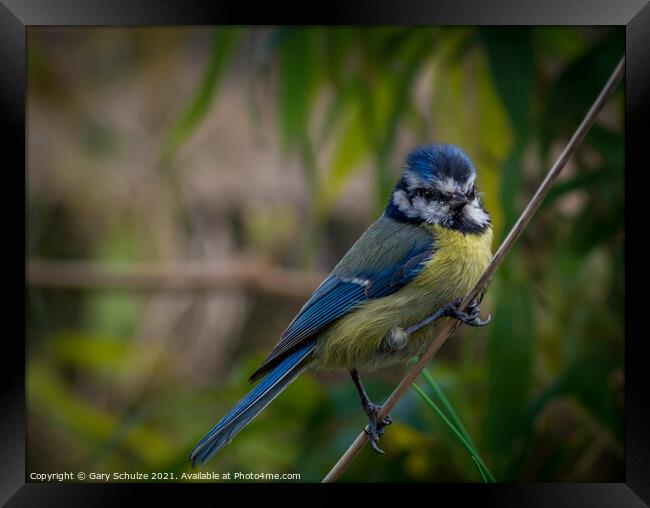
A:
[[190, 143, 493, 466]]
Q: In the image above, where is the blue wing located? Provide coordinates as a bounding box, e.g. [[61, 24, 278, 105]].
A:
[[249, 217, 434, 382]]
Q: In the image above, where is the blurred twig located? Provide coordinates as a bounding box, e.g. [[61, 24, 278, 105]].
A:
[[27, 258, 325, 298], [322, 55, 625, 483]]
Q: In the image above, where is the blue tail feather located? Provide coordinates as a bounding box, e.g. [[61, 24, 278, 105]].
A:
[[189, 341, 316, 467]]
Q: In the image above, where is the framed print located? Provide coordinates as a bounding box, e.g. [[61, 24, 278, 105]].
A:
[[3, 0, 649, 505]]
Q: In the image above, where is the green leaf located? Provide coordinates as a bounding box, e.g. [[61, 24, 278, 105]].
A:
[[316, 77, 359, 148], [479, 28, 534, 143], [479, 28, 535, 238], [421, 369, 477, 451], [51, 332, 158, 379], [317, 104, 368, 216], [499, 146, 527, 239], [163, 28, 242, 160], [542, 166, 617, 210], [371, 33, 431, 213], [540, 29, 624, 157], [85, 222, 143, 338], [535, 27, 590, 61], [474, 51, 511, 240], [413, 382, 496, 482], [472, 456, 489, 482], [323, 27, 354, 87], [28, 360, 174, 465], [485, 276, 534, 461], [276, 28, 320, 153], [53, 332, 130, 370]]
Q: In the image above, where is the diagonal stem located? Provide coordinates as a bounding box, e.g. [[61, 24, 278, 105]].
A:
[[413, 383, 496, 482], [322, 54, 625, 483], [421, 369, 477, 450]]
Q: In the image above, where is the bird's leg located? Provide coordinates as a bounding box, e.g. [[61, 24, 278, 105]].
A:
[[403, 296, 491, 336], [349, 368, 392, 454]]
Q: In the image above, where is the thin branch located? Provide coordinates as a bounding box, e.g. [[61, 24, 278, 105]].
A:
[[26, 258, 325, 299], [322, 55, 625, 483]]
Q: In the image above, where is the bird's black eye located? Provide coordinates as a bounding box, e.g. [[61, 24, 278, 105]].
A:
[[467, 186, 476, 199], [415, 188, 435, 200]]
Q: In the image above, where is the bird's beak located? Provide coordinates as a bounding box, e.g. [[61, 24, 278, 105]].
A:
[[449, 192, 469, 211]]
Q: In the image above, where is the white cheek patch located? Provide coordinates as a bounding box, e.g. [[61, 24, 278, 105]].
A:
[[463, 198, 490, 226], [393, 189, 419, 218], [403, 170, 428, 192], [393, 190, 448, 223], [394, 181, 487, 228], [413, 196, 449, 224]]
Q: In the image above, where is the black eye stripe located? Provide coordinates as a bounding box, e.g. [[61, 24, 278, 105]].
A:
[[414, 188, 442, 200]]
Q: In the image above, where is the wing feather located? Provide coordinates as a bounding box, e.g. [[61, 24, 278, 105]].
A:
[[249, 217, 435, 382]]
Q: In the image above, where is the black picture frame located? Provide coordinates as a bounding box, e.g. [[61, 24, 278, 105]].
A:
[[5, 1, 649, 505]]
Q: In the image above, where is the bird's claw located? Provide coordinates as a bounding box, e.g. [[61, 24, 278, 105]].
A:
[[443, 297, 491, 327], [363, 403, 392, 454]]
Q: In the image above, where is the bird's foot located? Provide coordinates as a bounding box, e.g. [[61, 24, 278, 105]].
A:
[[443, 297, 491, 327], [362, 402, 392, 454]]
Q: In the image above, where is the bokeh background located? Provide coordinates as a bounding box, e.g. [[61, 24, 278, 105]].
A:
[[26, 26, 624, 482]]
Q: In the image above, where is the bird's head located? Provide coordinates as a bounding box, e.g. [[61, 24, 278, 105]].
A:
[[386, 144, 491, 233]]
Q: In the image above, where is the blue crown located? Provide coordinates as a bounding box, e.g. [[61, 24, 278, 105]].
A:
[[404, 144, 475, 184]]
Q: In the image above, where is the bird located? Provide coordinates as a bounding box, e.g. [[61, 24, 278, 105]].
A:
[[189, 143, 494, 467]]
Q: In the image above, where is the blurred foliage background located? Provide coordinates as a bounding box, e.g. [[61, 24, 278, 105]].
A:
[[26, 26, 624, 482]]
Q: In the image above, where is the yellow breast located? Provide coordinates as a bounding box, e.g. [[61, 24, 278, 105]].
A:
[[414, 223, 493, 300], [313, 224, 493, 371]]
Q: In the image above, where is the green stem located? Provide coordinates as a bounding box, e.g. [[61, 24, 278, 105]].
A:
[[412, 382, 496, 482], [421, 369, 477, 450], [472, 456, 489, 483]]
